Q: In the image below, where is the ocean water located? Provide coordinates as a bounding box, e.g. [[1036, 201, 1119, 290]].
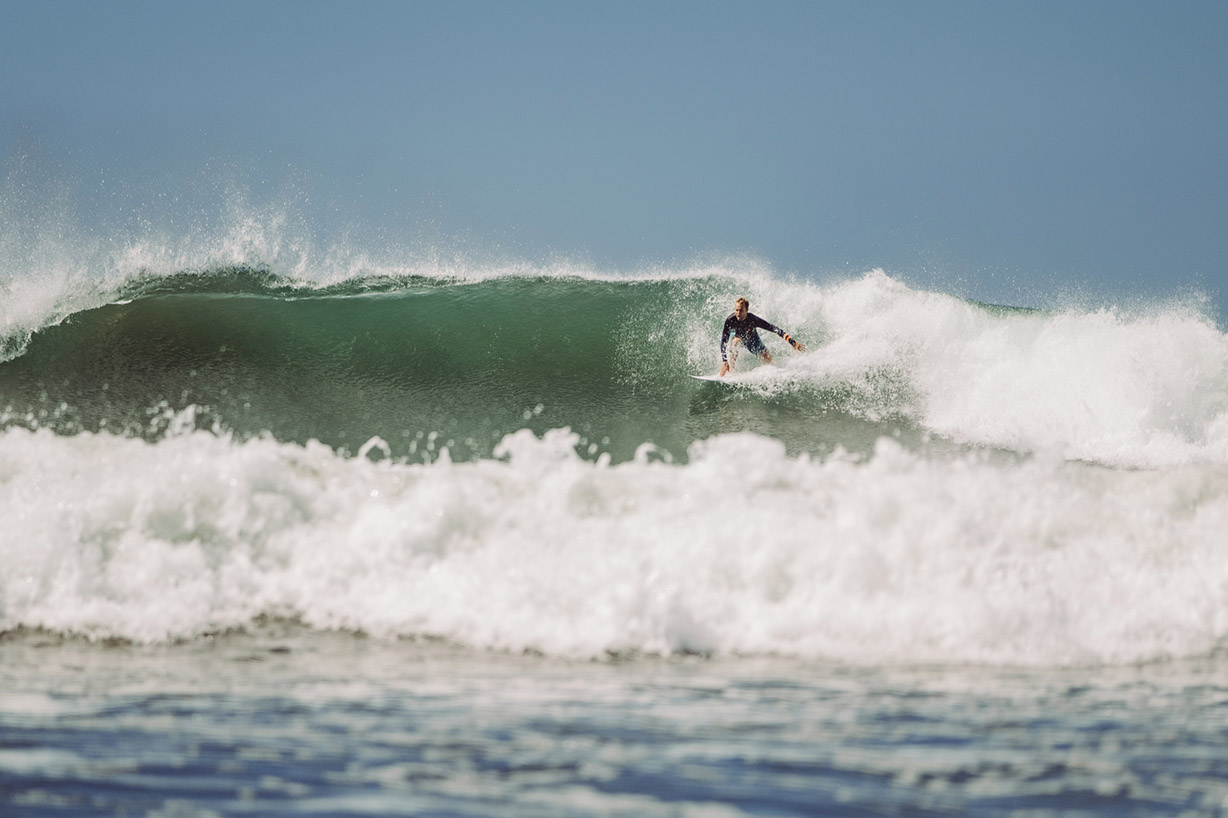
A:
[[3, 232, 1228, 815]]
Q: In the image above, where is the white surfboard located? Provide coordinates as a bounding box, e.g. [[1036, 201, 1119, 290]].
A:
[[690, 374, 748, 383]]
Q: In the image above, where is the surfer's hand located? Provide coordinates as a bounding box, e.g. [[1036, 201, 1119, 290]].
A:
[[792, 339, 806, 352], [719, 361, 730, 377]]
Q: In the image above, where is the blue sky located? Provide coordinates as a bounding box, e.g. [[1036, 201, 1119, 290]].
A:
[[2, 0, 1226, 313]]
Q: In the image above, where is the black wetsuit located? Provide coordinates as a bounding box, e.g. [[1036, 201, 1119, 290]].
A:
[[720, 312, 792, 362]]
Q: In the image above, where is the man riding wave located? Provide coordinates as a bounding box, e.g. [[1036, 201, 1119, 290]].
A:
[[719, 297, 805, 377]]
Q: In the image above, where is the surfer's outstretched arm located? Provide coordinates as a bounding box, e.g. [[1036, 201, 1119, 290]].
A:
[[755, 316, 805, 352]]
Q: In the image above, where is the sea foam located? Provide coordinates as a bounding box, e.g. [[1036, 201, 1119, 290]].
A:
[[3, 421, 1226, 666], [771, 270, 1228, 469]]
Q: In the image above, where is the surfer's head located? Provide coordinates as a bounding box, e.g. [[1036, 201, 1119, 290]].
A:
[[734, 298, 749, 318]]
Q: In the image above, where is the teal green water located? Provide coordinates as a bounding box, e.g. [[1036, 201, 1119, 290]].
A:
[[0, 268, 925, 462]]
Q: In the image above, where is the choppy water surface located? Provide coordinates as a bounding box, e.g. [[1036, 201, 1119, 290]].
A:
[[2, 629, 1227, 817]]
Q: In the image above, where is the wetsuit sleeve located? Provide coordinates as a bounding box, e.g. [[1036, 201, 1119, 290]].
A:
[[752, 314, 797, 346], [719, 315, 735, 361], [751, 314, 783, 336]]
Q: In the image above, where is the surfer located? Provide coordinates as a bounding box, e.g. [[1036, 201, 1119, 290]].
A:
[[719, 297, 805, 376]]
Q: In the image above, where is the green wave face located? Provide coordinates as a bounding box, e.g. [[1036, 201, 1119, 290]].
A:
[[12, 265, 1215, 468], [0, 270, 911, 462]]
